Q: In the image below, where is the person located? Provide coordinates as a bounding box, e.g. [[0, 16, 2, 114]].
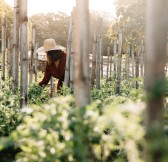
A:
[[38, 38, 67, 91]]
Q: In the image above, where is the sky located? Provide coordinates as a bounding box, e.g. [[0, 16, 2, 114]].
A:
[[4, 0, 116, 17]]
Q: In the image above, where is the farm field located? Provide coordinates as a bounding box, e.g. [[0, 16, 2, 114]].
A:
[[1, 0, 168, 162]]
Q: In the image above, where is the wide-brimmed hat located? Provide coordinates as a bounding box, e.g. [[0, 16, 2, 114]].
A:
[[43, 38, 58, 52]]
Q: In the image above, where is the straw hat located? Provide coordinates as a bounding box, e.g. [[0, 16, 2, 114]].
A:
[[43, 38, 58, 52]]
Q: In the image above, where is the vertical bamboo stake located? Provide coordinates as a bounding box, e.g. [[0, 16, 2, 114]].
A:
[[106, 47, 110, 82], [7, 38, 11, 77], [64, 12, 73, 86], [69, 8, 75, 93], [113, 39, 117, 78], [12, 0, 20, 91], [135, 45, 140, 89], [109, 49, 113, 80], [99, 18, 103, 78], [20, 0, 28, 108], [34, 42, 39, 82], [131, 47, 135, 78], [8, 26, 14, 78], [29, 41, 33, 85], [140, 40, 144, 77], [145, 1, 168, 162], [29, 25, 36, 85], [96, 20, 102, 89], [50, 77, 54, 97], [74, 0, 90, 107], [116, 30, 123, 94], [91, 28, 97, 87], [1, 15, 6, 80], [126, 43, 130, 80]]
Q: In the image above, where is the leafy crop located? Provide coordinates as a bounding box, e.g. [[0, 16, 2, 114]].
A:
[[28, 83, 50, 105]]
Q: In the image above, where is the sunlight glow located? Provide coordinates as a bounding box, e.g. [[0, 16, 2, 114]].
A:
[[4, 0, 116, 17]]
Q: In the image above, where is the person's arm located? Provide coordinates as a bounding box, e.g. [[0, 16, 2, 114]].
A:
[[39, 63, 52, 86]]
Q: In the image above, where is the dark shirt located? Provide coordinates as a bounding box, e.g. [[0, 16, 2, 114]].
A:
[[39, 51, 67, 90]]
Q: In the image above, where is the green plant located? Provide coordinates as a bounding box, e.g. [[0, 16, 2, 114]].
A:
[[28, 83, 50, 105]]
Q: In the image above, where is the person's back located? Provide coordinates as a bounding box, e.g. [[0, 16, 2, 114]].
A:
[[38, 38, 67, 90]]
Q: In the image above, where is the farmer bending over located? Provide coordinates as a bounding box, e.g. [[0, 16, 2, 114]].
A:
[[39, 38, 67, 91]]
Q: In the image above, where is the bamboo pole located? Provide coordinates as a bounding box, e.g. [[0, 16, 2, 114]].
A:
[[140, 40, 144, 77], [109, 48, 113, 80], [131, 47, 135, 78], [8, 26, 14, 78], [99, 18, 103, 78], [64, 12, 73, 86], [69, 8, 75, 94], [96, 18, 103, 89], [116, 30, 123, 94], [74, 0, 90, 107], [32, 26, 36, 82], [29, 41, 33, 85], [12, 0, 20, 91], [106, 47, 110, 82], [34, 42, 38, 82], [20, 0, 28, 108], [1, 15, 6, 80], [145, 1, 168, 161], [126, 43, 130, 80], [91, 28, 97, 87], [135, 45, 140, 89], [113, 39, 117, 78]]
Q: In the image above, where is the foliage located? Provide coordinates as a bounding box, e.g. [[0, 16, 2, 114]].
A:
[[0, 88, 145, 162], [108, 0, 145, 51], [0, 79, 21, 137], [0, 0, 13, 49], [29, 12, 70, 47], [28, 83, 50, 106]]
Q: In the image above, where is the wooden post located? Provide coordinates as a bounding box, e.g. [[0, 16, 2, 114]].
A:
[[74, 0, 90, 107], [20, 0, 28, 108], [135, 45, 140, 89], [69, 8, 76, 94], [131, 47, 135, 78], [126, 43, 130, 80], [140, 40, 144, 77], [116, 30, 123, 94], [96, 19, 102, 90], [91, 28, 97, 87], [99, 18, 103, 78], [29, 41, 33, 85], [145, 1, 168, 162], [109, 48, 113, 80], [1, 15, 6, 80], [7, 26, 13, 78], [34, 42, 38, 82], [113, 39, 117, 78], [12, 0, 20, 91], [64, 12, 73, 86], [106, 47, 110, 82]]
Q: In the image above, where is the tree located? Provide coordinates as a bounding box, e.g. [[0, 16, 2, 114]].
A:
[[0, 0, 13, 50], [29, 12, 70, 47]]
